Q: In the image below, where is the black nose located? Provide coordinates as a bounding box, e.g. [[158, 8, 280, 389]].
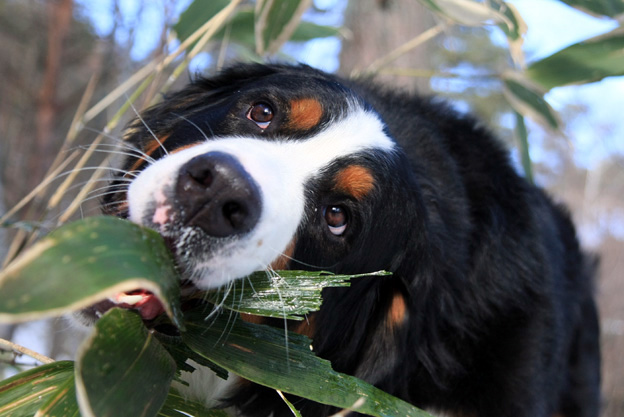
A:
[[175, 151, 262, 237]]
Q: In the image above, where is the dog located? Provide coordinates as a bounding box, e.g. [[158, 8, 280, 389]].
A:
[[97, 63, 601, 417]]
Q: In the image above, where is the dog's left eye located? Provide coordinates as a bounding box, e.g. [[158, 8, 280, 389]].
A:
[[246, 102, 274, 129], [323, 205, 348, 236]]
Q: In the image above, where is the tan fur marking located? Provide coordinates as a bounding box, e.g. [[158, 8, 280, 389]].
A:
[[388, 293, 407, 329], [170, 142, 202, 154], [112, 201, 129, 215], [129, 134, 171, 172], [269, 239, 296, 271], [293, 314, 316, 338], [240, 313, 266, 325], [334, 165, 375, 200], [287, 98, 323, 130]]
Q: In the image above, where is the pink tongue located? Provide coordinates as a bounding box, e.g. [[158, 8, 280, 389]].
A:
[[116, 290, 165, 321]]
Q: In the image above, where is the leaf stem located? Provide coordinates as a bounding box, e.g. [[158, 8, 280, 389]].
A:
[[0, 338, 54, 364], [353, 24, 445, 77]]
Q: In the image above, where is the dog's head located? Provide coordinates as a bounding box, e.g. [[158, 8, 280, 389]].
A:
[[103, 64, 424, 293]]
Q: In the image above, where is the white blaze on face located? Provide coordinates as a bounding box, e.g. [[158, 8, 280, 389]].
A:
[[127, 106, 395, 289]]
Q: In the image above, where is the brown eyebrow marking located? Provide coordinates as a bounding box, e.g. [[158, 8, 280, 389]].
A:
[[128, 133, 171, 172], [287, 98, 323, 130], [334, 165, 375, 200]]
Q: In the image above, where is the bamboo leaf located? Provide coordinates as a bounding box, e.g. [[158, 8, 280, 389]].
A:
[[75, 308, 176, 417], [514, 112, 533, 183], [174, 0, 231, 43], [159, 389, 228, 417], [183, 307, 433, 417], [502, 71, 560, 130], [204, 270, 390, 320], [255, 0, 312, 55], [0, 361, 74, 417], [175, 5, 339, 54], [555, 0, 624, 17], [488, 1, 527, 66], [35, 377, 79, 417], [0, 216, 183, 328], [527, 27, 624, 90]]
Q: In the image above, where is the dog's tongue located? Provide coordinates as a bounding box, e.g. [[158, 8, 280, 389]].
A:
[[114, 289, 165, 321]]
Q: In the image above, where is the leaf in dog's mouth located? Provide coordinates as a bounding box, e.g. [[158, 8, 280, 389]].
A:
[[0, 216, 184, 328]]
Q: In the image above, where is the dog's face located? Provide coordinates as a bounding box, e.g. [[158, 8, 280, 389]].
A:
[[104, 64, 419, 291]]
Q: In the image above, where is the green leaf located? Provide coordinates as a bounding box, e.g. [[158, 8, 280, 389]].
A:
[[255, 0, 312, 55], [159, 388, 228, 417], [0, 361, 75, 417], [0, 216, 183, 328], [175, 5, 339, 54], [36, 377, 80, 417], [290, 20, 341, 42], [226, 10, 339, 48], [514, 112, 533, 183], [173, 0, 231, 43], [502, 72, 560, 130], [205, 270, 389, 320], [555, 0, 624, 17], [183, 307, 433, 417], [75, 308, 176, 417], [527, 27, 624, 90]]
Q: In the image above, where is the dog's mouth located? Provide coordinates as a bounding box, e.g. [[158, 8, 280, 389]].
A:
[[83, 289, 166, 323], [77, 233, 202, 326], [114, 290, 165, 320]]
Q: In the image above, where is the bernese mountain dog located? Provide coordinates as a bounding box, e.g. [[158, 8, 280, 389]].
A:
[[99, 63, 601, 417]]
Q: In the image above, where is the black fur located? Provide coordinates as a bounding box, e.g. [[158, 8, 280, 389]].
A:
[[106, 64, 601, 417]]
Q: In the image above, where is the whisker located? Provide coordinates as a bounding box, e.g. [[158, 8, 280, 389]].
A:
[[127, 96, 169, 156], [81, 126, 158, 164], [58, 166, 139, 179], [77, 145, 156, 165], [266, 244, 328, 270], [263, 263, 290, 367], [77, 190, 129, 205], [65, 179, 131, 195], [98, 199, 129, 210], [172, 112, 215, 140]]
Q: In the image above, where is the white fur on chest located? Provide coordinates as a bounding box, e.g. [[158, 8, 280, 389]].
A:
[[172, 360, 238, 413]]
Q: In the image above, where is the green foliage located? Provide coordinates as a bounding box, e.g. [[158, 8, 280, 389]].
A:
[[174, 0, 339, 57], [0, 218, 427, 417], [184, 306, 430, 417], [206, 269, 390, 320], [418, 0, 623, 180], [527, 27, 624, 90], [0, 361, 76, 416], [0, 217, 183, 328], [75, 309, 176, 417]]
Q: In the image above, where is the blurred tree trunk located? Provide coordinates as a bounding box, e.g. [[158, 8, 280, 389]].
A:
[[34, 0, 74, 191], [338, 0, 434, 92]]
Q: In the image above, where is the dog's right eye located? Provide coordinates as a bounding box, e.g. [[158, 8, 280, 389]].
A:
[[246, 102, 274, 129], [323, 205, 348, 236]]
